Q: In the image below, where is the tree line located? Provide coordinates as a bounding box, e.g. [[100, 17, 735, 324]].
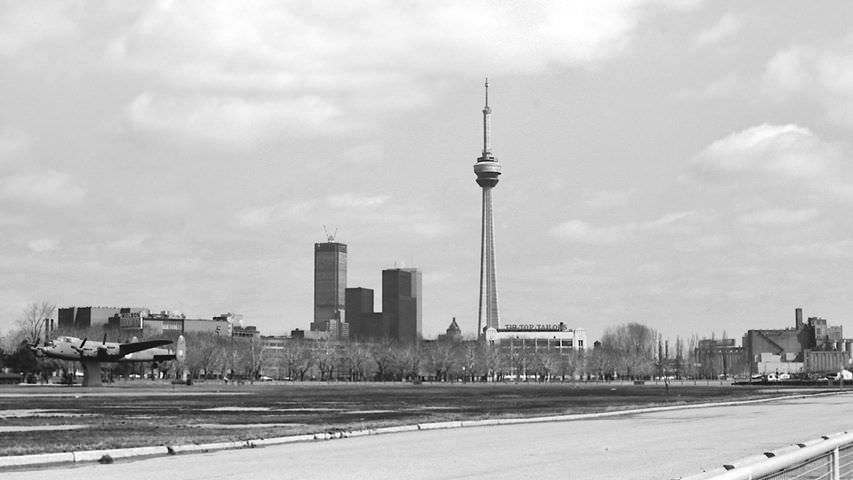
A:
[[1, 303, 708, 382]]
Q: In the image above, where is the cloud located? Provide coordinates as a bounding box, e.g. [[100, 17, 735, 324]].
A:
[[695, 13, 742, 48], [235, 200, 316, 228], [673, 74, 740, 100], [28, 238, 58, 253], [108, 234, 149, 252], [551, 211, 704, 244], [686, 124, 853, 199], [637, 263, 665, 276], [0, 170, 85, 207], [764, 41, 853, 127], [551, 219, 635, 244], [581, 189, 633, 209], [108, 1, 697, 140], [110, 1, 678, 83], [738, 207, 819, 226], [769, 240, 853, 259], [765, 47, 809, 95], [675, 234, 731, 252], [0, 3, 76, 57], [0, 130, 29, 164], [410, 221, 453, 239], [126, 92, 342, 144], [343, 144, 384, 165], [327, 193, 389, 209]]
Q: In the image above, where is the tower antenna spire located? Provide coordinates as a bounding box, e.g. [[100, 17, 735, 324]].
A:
[[482, 77, 493, 158], [485, 77, 489, 108]]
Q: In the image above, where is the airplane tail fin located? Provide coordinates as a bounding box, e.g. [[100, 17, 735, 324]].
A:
[[176, 335, 186, 363]]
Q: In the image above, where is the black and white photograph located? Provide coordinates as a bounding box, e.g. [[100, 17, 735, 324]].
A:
[[2, 1, 853, 479]]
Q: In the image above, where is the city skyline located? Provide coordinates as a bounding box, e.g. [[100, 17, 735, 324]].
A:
[[4, 2, 853, 343]]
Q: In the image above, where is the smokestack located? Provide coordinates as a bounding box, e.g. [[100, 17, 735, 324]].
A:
[[795, 307, 803, 330]]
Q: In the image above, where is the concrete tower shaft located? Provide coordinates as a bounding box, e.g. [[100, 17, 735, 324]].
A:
[[474, 78, 502, 334]]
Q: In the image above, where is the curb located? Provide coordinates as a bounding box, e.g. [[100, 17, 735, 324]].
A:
[[1, 390, 846, 470]]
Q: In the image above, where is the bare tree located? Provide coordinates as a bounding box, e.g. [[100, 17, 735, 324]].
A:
[[341, 341, 372, 381], [425, 341, 456, 381], [314, 338, 338, 381], [371, 339, 396, 381], [17, 301, 56, 344], [459, 342, 480, 382], [558, 349, 580, 381], [537, 350, 562, 382], [184, 332, 226, 379], [283, 339, 314, 381], [599, 323, 657, 380]]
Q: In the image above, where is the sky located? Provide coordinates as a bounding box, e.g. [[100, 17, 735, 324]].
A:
[[2, 1, 853, 344]]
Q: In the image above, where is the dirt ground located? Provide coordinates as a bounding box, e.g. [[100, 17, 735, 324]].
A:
[[0, 380, 828, 456]]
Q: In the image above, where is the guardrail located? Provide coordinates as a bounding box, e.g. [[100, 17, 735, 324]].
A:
[[683, 431, 853, 480]]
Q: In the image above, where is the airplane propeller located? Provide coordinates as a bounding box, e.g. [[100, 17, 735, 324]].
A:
[[72, 338, 88, 354], [96, 333, 110, 359], [26, 338, 45, 357]]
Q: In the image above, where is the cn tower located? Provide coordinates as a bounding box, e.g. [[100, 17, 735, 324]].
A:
[[474, 79, 502, 335]]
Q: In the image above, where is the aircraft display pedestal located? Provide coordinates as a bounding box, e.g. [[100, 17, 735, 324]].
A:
[[81, 359, 103, 387]]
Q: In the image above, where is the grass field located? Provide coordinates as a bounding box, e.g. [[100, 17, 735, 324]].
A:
[[0, 381, 829, 456]]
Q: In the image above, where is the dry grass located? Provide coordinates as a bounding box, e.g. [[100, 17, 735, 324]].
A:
[[0, 381, 821, 456]]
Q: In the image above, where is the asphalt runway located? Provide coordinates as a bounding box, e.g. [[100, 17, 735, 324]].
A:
[[6, 392, 853, 480]]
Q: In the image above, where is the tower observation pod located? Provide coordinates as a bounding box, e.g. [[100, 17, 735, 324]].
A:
[[474, 78, 502, 336]]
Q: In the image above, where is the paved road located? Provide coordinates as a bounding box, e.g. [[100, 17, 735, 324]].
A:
[[7, 393, 853, 480]]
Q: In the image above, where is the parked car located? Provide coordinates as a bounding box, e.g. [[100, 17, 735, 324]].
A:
[[259, 375, 274, 382]]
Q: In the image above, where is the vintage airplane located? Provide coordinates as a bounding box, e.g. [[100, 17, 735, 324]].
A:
[[28, 334, 186, 387]]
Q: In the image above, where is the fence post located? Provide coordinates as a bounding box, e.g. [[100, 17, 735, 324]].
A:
[[833, 447, 840, 480]]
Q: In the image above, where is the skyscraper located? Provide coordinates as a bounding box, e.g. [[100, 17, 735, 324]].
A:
[[345, 287, 383, 340], [382, 268, 422, 343], [474, 79, 502, 336], [312, 240, 347, 335]]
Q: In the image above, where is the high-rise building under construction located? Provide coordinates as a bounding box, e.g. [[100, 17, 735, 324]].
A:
[[312, 240, 347, 336]]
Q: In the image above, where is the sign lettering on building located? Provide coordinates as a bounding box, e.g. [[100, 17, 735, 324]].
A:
[[502, 324, 564, 331]]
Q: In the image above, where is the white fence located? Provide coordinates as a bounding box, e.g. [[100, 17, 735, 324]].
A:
[[683, 431, 853, 480]]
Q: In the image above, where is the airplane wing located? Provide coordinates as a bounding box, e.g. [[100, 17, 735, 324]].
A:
[[119, 339, 173, 356]]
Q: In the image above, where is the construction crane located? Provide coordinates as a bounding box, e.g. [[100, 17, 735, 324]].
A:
[[323, 225, 338, 242]]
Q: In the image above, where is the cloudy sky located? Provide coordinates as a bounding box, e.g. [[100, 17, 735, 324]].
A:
[[2, 1, 853, 343]]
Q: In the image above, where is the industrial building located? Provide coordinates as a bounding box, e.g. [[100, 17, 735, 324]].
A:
[[58, 306, 149, 329], [58, 306, 257, 339], [694, 338, 746, 378], [743, 308, 851, 376]]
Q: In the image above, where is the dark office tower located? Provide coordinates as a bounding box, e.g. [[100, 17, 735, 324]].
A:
[[312, 241, 347, 332], [382, 268, 422, 343], [473, 79, 502, 336], [346, 287, 383, 340]]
